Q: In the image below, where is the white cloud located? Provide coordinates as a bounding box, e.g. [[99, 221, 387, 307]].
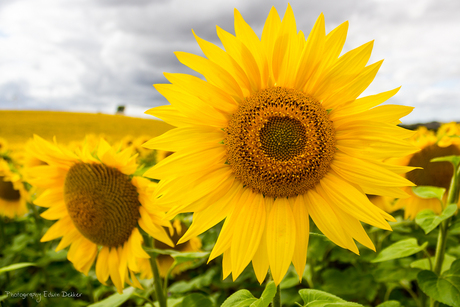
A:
[[0, 0, 459, 124]]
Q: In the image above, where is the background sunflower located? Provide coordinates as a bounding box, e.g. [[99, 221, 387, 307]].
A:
[[27, 136, 174, 293]]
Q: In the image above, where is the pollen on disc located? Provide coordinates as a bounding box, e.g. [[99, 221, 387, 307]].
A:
[[225, 87, 336, 198]]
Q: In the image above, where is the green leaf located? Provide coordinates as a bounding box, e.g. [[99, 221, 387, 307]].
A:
[[221, 290, 257, 307], [410, 254, 456, 274], [171, 251, 210, 266], [375, 301, 402, 307], [300, 289, 345, 304], [180, 293, 213, 307], [372, 238, 428, 263], [169, 267, 217, 293], [431, 155, 460, 168], [299, 289, 364, 307], [417, 259, 460, 307], [415, 204, 458, 234], [320, 267, 377, 301], [143, 247, 180, 256], [88, 287, 134, 307], [0, 262, 36, 274], [250, 281, 277, 307], [412, 186, 445, 201]]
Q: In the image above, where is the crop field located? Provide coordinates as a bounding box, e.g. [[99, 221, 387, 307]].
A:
[[0, 111, 173, 150]]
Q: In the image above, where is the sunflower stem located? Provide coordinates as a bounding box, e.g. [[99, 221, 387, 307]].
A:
[[429, 158, 459, 307], [0, 216, 5, 247], [163, 264, 175, 297], [146, 237, 167, 307], [272, 283, 281, 307], [28, 201, 45, 254]]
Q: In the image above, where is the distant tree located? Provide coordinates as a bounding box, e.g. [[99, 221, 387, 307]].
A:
[[116, 105, 125, 115]]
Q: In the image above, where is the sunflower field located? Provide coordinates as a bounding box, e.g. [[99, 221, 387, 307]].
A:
[[1, 4, 460, 307]]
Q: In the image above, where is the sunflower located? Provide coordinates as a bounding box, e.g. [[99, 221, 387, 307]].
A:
[[0, 137, 8, 153], [155, 219, 202, 277], [144, 5, 417, 285], [155, 150, 174, 164], [393, 124, 460, 219], [368, 195, 402, 214], [27, 135, 174, 293], [0, 158, 28, 218]]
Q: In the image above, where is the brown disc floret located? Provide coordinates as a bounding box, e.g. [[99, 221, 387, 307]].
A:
[[225, 87, 336, 198]]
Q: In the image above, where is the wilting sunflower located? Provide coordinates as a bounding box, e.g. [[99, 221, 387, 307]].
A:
[[393, 124, 460, 219], [144, 5, 417, 284], [155, 219, 202, 277], [0, 158, 28, 218], [27, 135, 174, 293]]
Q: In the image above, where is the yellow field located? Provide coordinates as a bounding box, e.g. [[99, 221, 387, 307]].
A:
[[0, 110, 173, 149]]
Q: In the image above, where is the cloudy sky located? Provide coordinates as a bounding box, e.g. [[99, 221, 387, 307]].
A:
[[0, 0, 459, 124]]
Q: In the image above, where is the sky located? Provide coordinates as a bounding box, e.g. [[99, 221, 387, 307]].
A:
[[0, 0, 459, 124]]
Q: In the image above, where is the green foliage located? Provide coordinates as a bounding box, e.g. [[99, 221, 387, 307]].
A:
[[417, 259, 460, 307], [415, 204, 458, 234], [375, 301, 402, 307], [412, 186, 446, 201], [180, 293, 213, 307], [0, 262, 36, 274], [221, 282, 276, 307], [299, 289, 364, 307], [87, 287, 134, 307], [411, 254, 456, 273], [372, 238, 428, 262]]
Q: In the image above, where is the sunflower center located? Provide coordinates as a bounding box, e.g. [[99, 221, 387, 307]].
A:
[[406, 144, 460, 189], [225, 87, 336, 198], [64, 163, 140, 247], [0, 177, 20, 201]]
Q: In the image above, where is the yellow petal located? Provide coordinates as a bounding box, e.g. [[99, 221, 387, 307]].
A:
[[252, 227, 269, 284], [178, 181, 243, 244], [222, 248, 232, 280], [295, 13, 325, 90], [40, 216, 73, 242], [231, 192, 266, 280], [319, 172, 391, 230], [331, 152, 415, 188], [234, 8, 267, 85], [266, 197, 296, 285], [193, 30, 251, 98], [174, 51, 244, 99], [323, 60, 383, 110], [208, 187, 251, 262], [154, 83, 229, 127], [217, 26, 261, 92], [34, 187, 64, 207], [144, 105, 202, 128], [306, 189, 357, 252], [291, 195, 309, 280], [163, 73, 237, 114], [109, 247, 123, 293], [312, 41, 374, 100], [96, 246, 110, 285], [40, 202, 67, 220]]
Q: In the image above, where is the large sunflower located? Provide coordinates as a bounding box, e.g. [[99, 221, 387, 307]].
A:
[[393, 124, 460, 219], [144, 5, 417, 284], [0, 158, 28, 218], [27, 135, 174, 293]]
